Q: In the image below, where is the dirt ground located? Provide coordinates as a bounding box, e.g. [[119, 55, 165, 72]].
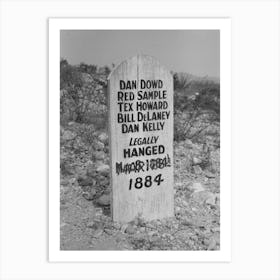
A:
[[60, 123, 220, 251]]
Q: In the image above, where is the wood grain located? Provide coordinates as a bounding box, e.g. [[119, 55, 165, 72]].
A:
[[108, 55, 174, 223]]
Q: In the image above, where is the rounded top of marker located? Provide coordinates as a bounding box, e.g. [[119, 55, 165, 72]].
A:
[[107, 54, 172, 81]]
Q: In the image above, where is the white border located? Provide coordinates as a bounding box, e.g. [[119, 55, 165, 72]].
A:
[[49, 18, 231, 262]]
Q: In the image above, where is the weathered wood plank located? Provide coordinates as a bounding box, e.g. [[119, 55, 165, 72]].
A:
[[108, 55, 174, 223]]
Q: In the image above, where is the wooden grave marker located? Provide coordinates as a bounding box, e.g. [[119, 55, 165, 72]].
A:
[[108, 55, 174, 223]]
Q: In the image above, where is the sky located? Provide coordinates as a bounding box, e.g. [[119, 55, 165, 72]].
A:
[[60, 30, 220, 78]]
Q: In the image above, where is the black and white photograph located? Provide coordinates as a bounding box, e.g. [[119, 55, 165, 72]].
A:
[[59, 27, 222, 251], [48, 17, 231, 262], [2, 1, 279, 279]]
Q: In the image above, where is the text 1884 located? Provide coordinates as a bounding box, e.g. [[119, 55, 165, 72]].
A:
[[128, 174, 164, 190]]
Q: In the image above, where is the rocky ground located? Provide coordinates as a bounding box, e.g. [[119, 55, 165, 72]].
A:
[[60, 122, 220, 251]]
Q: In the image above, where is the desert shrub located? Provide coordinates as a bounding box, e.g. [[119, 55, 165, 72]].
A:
[[173, 72, 193, 92], [194, 85, 220, 118], [60, 59, 83, 90], [60, 59, 109, 125], [174, 110, 219, 142], [79, 62, 97, 74], [173, 72, 220, 143]]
